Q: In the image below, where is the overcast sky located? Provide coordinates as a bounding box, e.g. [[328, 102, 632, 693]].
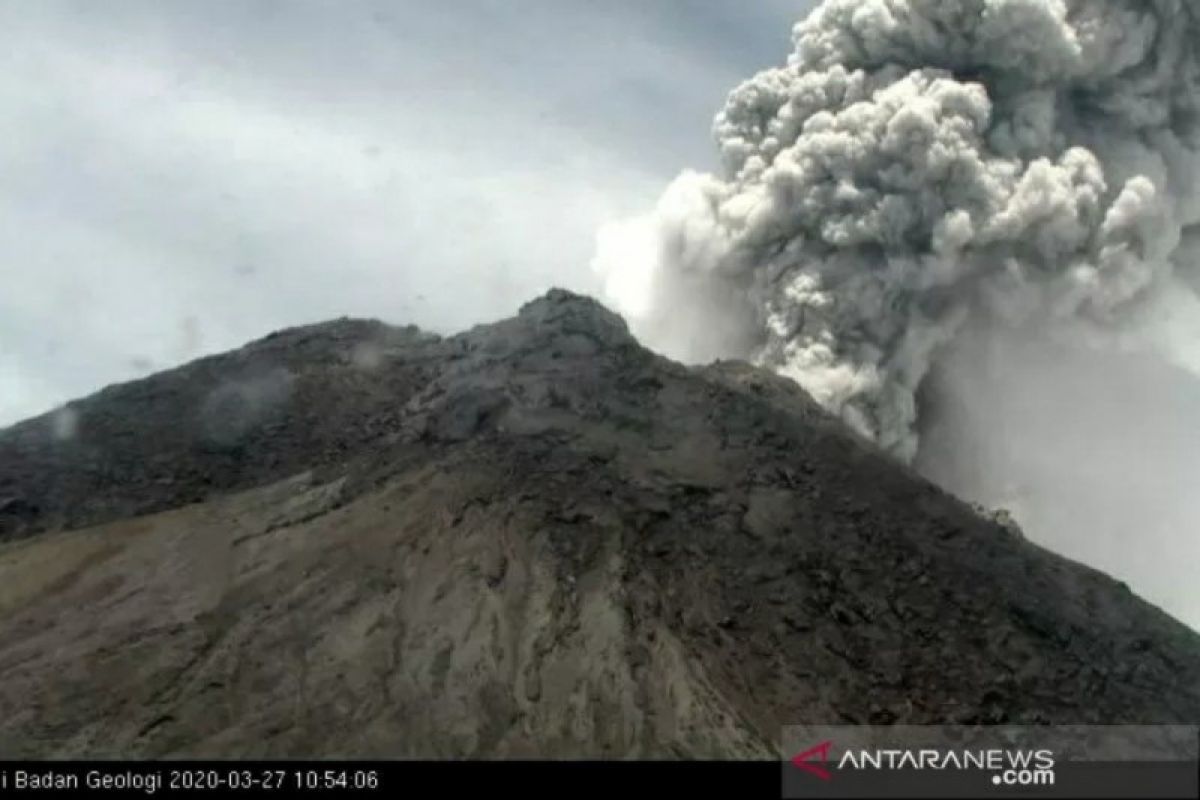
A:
[[0, 0, 814, 427]]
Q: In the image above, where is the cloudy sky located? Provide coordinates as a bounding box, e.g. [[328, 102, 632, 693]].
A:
[[0, 0, 815, 427]]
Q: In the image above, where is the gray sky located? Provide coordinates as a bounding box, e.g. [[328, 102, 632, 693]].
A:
[[0, 0, 814, 426]]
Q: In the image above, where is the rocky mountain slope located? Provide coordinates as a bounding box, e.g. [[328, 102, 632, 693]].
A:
[[0, 290, 1197, 758]]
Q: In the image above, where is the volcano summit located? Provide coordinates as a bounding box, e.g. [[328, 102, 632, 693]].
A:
[[0, 290, 1196, 758]]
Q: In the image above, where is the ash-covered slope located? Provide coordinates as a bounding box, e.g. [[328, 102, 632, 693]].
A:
[[0, 318, 439, 542], [0, 290, 1196, 758]]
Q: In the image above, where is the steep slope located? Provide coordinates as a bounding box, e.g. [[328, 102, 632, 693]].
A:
[[0, 290, 1197, 758]]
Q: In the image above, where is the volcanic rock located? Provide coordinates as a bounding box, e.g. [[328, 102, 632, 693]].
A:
[[0, 290, 1196, 758]]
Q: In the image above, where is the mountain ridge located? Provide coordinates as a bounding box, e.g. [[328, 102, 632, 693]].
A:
[[0, 289, 1196, 758]]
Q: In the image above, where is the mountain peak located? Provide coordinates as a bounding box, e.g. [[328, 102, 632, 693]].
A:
[[0, 292, 1197, 758], [518, 288, 631, 339]]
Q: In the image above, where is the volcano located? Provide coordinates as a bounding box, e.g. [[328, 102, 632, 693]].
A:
[[0, 290, 1196, 758]]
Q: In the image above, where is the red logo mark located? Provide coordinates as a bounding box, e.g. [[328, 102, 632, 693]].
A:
[[791, 740, 834, 781]]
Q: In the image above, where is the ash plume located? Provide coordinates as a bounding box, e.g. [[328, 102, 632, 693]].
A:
[[594, 0, 1200, 626], [596, 0, 1200, 459]]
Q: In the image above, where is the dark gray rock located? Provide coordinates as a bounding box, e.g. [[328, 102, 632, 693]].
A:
[[0, 289, 1196, 759]]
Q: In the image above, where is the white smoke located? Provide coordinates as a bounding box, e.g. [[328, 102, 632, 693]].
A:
[[49, 405, 79, 442], [595, 1, 1200, 626]]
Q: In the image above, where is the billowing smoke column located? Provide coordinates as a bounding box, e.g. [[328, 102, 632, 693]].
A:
[[595, 0, 1200, 463]]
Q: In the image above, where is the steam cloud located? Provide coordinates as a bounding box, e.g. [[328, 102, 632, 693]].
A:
[[595, 0, 1200, 626]]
